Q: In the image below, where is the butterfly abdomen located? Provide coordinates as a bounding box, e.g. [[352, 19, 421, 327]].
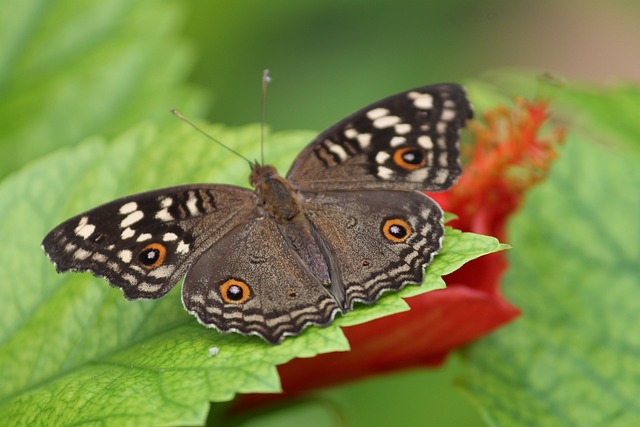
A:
[[253, 165, 336, 298]]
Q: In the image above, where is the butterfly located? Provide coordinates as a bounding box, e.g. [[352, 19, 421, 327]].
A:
[[42, 83, 472, 344]]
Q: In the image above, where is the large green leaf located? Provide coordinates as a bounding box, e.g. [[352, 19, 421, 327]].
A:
[[458, 85, 640, 426], [0, 120, 504, 426], [0, 0, 205, 178]]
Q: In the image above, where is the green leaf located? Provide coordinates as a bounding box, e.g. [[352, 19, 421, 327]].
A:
[[0, 0, 206, 179], [0, 120, 503, 426], [458, 85, 640, 426]]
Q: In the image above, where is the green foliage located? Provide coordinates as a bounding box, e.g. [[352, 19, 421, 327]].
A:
[[458, 85, 640, 426], [0, 0, 206, 179]]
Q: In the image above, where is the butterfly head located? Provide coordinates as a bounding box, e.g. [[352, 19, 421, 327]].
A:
[[249, 164, 278, 188]]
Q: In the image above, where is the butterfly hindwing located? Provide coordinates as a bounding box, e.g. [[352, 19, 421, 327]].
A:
[[303, 189, 444, 310], [42, 184, 255, 299], [182, 215, 341, 344], [287, 84, 472, 192]]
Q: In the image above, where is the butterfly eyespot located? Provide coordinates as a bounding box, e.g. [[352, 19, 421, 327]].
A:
[[220, 279, 251, 304], [287, 290, 297, 298], [138, 243, 167, 269], [360, 259, 371, 267], [382, 219, 412, 242], [392, 147, 427, 170]]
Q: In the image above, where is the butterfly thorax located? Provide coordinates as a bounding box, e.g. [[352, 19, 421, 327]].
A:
[[250, 164, 304, 223]]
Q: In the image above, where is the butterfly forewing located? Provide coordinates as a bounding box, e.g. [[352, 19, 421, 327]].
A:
[[287, 84, 472, 191], [42, 184, 255, 299]]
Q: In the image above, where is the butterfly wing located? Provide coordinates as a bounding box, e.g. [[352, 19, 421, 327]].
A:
[[182, 214, 341, 344], [287, 84, 472, 192], [302, 189, 444, 310], [42, 184, 255, 299]]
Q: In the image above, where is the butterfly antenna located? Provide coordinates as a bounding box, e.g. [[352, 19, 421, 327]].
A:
[[170, 108, 253, 166], [260, 69, 271, 166]]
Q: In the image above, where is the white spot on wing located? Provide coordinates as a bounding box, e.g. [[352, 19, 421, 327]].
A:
[[326, 141, 348, 161], [375, 151, 390, 164], [121, 210, 143, 228], [73, 248, 91, 260], [119, 202, 138, 214], [122, 273, 137, 284], [410, 92, 434, 109], [344, 128, 358, 139], [177, 241, 190, 254], [395, 123, 412, 135], [74, 216, 94, 239], [75, 223, 95, 239], [441, 109, 456, 121], [357, 133, 371, 148], [377, 166, 394, 179], [121, 227, 135, 239], [149, 265, 175, 278], [163, 232, 178, 242], [155, 208, 173, 222], [409, 169, 429, 182], [373, 115, 401, 129], [390, 136, 406, 147], [366, 107, 390, 120], [160, 197, 173, 208], [139, 282, 162, 293], [433, 169, 448, 184], [137, 233, 152, 242], [92, 253, 107, 262], [118, 250, 133, 263], [186, 192, 199, 216], [418, 135, 434, 150], [438, 152, 449, 167]]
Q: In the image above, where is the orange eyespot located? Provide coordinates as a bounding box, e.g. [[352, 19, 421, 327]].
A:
[[392, 147, 427, 170], [138, 243, 167, 269], [382, 218, 412, 242], [220, 279, 251, 304]]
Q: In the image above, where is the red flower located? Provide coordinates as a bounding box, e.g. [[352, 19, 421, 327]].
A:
[[234, 98, 565, 410]]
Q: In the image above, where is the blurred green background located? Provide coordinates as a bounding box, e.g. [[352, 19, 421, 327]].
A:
[[182, 0, 640, 132], [2, 0, 639, 425]]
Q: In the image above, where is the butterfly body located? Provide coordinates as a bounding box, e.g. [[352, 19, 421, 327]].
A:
[[42, 84, 472, 344]]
